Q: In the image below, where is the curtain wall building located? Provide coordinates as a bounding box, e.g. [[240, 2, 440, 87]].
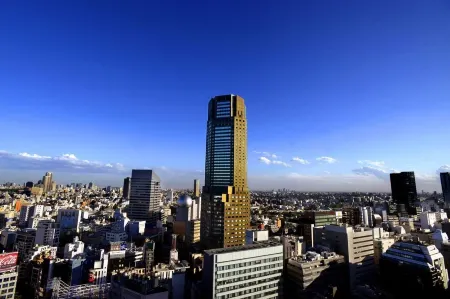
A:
[[440, 172, 450, 208], [201, 94, 250, 249], [390, 171, 418, 216], [128, 170, 161, 224]]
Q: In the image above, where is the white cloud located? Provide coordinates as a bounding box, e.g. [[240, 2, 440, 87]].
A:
[[437, 165, 450, 174], [358, 160, 385, 167], [19, 152, 51, 160], [258, 156, 290, 167], [291, 157, 310, 165], [0, 150, 125, 173], [316, 156, 337, 164], [352, 166, 390, 180], [272, 160, 291, 167], [254, 151, 279, 159], [59, 153, 78, 160], [259, 157, 271, 164]]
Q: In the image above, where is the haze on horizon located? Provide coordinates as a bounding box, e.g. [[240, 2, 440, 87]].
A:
[[0, 1, 449, 193]]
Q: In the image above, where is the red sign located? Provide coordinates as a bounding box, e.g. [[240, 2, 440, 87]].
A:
[[0, 252, 18, 273]]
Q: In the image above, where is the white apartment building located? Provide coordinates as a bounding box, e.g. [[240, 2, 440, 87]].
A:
[[0, 267, 18, 299], [19, 205, 44, 226], [203, 241, 284, 299], [64, 237, 85, 259], [35, 220, 60, 246], [89, 250, 108, 286]]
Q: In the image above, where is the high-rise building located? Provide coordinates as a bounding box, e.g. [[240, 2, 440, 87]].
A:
[[25, 181, 34, 188], [440, 172, 450, 207], [123, 177, 131, 200], [201, 94, 250, 249], [390, 171, 418, 215], [42, 172, 53, 193], [128, 170, 161, 224], [193, 179, 200, 197]]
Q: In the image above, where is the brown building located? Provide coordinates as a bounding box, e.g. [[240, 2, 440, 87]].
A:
[[193, 179, 200, 197], [342, 208, 362, 226], [201, 95, 250, 249], [42, 172, 53, 193]]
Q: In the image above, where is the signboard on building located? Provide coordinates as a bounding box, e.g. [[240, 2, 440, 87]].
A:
[[0, 252, 18, 273]]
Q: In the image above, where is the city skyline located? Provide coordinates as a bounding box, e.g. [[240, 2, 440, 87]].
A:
[[1, 2, 450, 192]]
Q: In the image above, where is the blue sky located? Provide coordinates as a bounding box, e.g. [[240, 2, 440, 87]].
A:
[[0, 1, 449, 191]]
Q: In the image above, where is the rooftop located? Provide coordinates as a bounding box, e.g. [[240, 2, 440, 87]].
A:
[[204, 241, 281, 255]]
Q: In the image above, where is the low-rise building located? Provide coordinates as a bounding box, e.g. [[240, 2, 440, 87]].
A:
[[286, 250, 345, 297], [203, 241, 283, 299]]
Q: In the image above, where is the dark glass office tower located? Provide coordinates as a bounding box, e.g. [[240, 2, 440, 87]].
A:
[[440, 172, 450, 207], [390, 172, 418, 215], [128, 170, 161, 224], [201, 95, 250, 249], [123, 177, 131, 200]]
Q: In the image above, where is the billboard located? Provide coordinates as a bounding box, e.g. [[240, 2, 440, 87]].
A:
[[0, 252, 18, 273]]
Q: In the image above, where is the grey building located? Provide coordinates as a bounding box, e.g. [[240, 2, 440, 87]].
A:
[[203, 241, 283, 299], [313, 225, 377, 290], [128, 170, 161, 224]]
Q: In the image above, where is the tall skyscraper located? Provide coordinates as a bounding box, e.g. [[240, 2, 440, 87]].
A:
[[201, 94, 250, 249], [390, 172, 418, 215], [440, 173, 450, 207], [193, 179, 200, 197], [42, 172, 53, 193], [123, 177, 131, 200], [128, 170, 161, 224]]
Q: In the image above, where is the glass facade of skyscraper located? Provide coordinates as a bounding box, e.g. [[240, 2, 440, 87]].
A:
[[201, 95, 250, 249]]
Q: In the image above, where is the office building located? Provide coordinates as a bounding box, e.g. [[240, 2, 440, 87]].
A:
[[173, 195, 202, 246], [342, 208, 362, 226], [380, 241, 448, 296], [15, 229, 36, 263], [314, 225, 376, 289], [441, 172, 450, 208], [193, 179, 200, 197], [42, 172, 53, 193], [286, 251, 345, 297], [123, 177, 131, 200], [128, 170, 161, 224], [373, 233, 395, 266], [203, 241, 283, 298], [390, 171, 418, 215], [57, 209, 82, 233], [26, 181, 34, 188], [35, 220, 60, 246], [295, 211, 338, 247], [19, 205, 44, 227], [245, 229, 269, 245], [201, 94, 250, 249]]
